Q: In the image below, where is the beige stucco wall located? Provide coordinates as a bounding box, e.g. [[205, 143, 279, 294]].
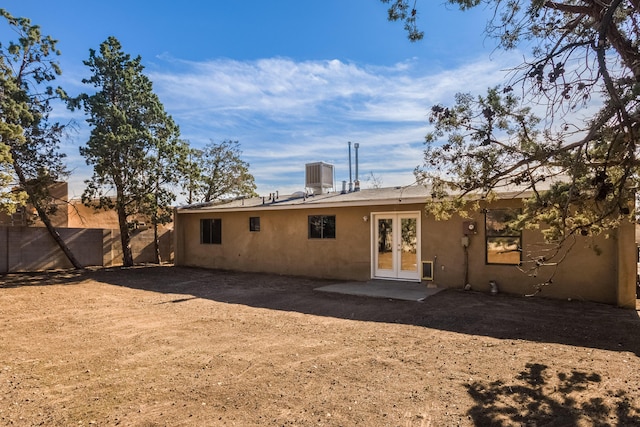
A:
[[175, 200, 634, 306], [420, 203, 619, 304], [175, 205, 374, 280], [616, 218, 636, 308]]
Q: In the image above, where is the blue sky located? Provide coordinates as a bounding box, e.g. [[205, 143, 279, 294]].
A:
[[5, 0, 518, 200]]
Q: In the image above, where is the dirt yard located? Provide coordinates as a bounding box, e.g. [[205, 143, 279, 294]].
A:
[[0, 266, 638, 426]]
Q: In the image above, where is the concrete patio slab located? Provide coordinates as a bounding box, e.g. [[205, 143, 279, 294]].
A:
[[315, 280, 443, 302]]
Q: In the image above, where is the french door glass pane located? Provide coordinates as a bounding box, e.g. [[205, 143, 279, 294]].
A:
[[400, 218, 417, 271], [377, 218, 393, 270]]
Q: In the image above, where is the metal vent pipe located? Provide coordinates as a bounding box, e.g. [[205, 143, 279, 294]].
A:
[[348, 141, 353, 192], [354, 142, 360, 191]]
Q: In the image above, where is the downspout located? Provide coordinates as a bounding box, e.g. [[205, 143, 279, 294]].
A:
[[464, 245, 469, 289], [461, 235, 470, 289]]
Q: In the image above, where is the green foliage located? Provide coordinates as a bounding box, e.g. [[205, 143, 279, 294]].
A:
[[184, 140, 257, 204], [0, 9, 69, 216], [72, 36, 183, 266], [0, 142, 27, 212], [0, 8, 80, 267], [140, 137, 189, 226], [380, 0, 424, 41], [420, 85, 634, 244]]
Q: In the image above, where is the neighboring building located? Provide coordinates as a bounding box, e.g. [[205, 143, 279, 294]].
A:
[[174, 180, 636, 308], [0, 181, 69, 227]]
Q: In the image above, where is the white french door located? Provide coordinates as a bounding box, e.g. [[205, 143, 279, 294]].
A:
[[372, 212, 420, 281]]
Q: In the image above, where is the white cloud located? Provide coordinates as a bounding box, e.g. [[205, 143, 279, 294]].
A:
[[63, 52, 521, 198]]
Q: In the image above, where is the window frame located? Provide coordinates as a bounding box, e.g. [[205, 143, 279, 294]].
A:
[[484, 209, 522, 265], [308, 215, 336, 239], [200, 218, 222, 244], [249, 216, 261, 232]]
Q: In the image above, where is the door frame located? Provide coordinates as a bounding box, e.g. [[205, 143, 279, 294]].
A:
[[370, 211, 421, 282]]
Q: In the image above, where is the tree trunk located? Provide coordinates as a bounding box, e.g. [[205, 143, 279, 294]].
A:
[[153, 221, 160, 264], [11, 157, 83, 269], [152, 178, 160, 264], [32, 199, 83, 269], [116, 203, 134, 267]]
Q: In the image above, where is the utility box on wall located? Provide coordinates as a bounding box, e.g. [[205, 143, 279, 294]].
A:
[[462, 221, 477, 235]]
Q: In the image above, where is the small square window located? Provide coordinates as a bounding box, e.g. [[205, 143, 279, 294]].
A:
[[308, 215, 336, 239], [200, 218, 222, 244], [249, 216, 260, 232]]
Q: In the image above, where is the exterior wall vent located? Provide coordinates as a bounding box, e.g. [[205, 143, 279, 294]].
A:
[[422, 261, 434, 281], [305, 162, 334, 194]]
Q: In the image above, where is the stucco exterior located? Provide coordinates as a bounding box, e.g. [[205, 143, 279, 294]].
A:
[[174, 187, 636, 308]]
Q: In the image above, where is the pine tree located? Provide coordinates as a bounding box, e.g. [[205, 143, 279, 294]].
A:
[[384, 0, 639, 243], [71, 37, 182, 267], [0, 9, 81, 269]]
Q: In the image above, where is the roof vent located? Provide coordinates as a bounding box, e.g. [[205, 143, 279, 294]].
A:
[[305, 162, 334, 195]]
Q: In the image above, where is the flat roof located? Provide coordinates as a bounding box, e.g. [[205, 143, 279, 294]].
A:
[[176, 183, 541, 214]]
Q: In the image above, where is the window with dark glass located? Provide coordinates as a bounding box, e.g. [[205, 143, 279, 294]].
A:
[[200, 218, 222, 244], [485, 209, 521, 265], [308, 215, 336, 239], [249, 216, 260, 232]]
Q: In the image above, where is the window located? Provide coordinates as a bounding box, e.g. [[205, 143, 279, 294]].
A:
[[308, 215, 336, 239], [485, 209, 521, 265], [200, 218, 222, 244], [249, 216, 260, 232]]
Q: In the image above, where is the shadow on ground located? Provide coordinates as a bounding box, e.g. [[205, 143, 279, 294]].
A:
[[3, 265, 639, 357], [1, 269, 87, 288], [465, 363, 640, 426]]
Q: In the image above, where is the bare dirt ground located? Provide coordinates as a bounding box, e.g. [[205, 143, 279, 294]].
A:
[[0, 266, 639, 426]]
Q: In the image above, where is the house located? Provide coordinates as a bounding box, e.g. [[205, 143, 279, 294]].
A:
[[173, 166, 636, 309]]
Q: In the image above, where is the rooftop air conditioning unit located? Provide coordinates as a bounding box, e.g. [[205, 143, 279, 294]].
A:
[[305, 162, 334, 194]]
